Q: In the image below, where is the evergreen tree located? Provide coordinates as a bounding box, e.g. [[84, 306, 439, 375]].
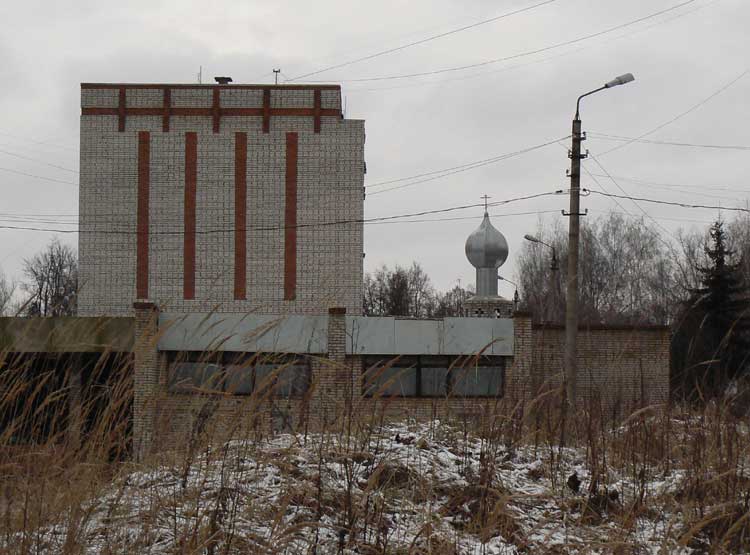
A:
[[672, 220, 750, 398]]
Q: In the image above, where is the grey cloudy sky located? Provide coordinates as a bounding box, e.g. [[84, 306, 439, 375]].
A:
[[1, 0, 748, 297]]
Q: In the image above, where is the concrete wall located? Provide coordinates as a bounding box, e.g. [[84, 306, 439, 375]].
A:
[[78, 84, 365, 317]]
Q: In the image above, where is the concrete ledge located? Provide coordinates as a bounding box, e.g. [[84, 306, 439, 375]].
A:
[[0, 317, 134, 353]]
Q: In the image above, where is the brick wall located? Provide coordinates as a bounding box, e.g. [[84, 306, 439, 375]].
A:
[[79, 84, 365, 317], [141, 311, 530, 450], [531, 324, 670, 410], [135, 314, 669, 452]]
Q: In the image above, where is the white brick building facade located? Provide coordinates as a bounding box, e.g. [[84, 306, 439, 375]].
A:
[[78, 84, 365, 316]]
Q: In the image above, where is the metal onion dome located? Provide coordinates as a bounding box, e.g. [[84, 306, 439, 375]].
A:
[[465, 213, 508, 270]]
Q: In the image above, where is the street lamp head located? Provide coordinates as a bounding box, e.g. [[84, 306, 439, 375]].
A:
[[524, 234, 540, 243], [604, 73, 635, 88]]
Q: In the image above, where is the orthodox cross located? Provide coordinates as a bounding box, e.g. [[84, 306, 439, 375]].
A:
[[481, 194, 491, 214]]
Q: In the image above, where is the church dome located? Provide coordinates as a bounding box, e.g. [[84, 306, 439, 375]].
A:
[[465, 213, 509, 269]]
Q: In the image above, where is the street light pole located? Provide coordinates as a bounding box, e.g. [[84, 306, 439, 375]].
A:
[[564, 73, 634, 405], [498, 276, 520, 312], [523, 234, 558, 323]]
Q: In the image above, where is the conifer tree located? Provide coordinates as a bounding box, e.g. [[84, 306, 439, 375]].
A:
[[672, 220, 750, 398]]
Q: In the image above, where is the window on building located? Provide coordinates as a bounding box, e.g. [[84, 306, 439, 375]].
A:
[[169, 362, 224, 393], [420, 357, 450, 397], [451, 365, 504, 397], [362, 356, 504, 398], [167, 354, 310, 398], [224, 363, 254, 395], [363, 362, 418, 397]]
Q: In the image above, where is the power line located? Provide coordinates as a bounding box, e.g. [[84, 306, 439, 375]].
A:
[[287, 0, 560, 81], [366, 209, 561, 224], [583, 173, 745, 202], [0, 130, 77, 152], [589, 208, 713, 225], [589, 132, 750, 151], [586, 153, 685, 259], [304, 0, 697, 82], [366, 136, 568, 190], [0, 167, 78, 185], [599, 69, 749, 156], [346, 0, 718, 93], [0, 148, 79, 173], [0, 191, 561, 235], [343, 0, 718, 94], [586, 189, 750, 213], [585, 173, 750, 195]]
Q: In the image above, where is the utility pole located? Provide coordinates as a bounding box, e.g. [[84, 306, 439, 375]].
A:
[[564, 73, 635, 405], [273, 69, 281, 84], [564, 115, 585, 405]]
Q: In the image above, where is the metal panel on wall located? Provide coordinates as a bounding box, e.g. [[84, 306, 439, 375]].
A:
[[158, 313, 328, 353], [346, 316, 513, 355]]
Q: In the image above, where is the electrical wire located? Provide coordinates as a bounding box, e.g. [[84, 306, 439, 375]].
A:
[[0, 130, 77, 152], [585, 173, 750, 195], [343, 0, 719, 94], [0, 191, 562, 235], [583, 173, 745, 202], [599, 69, 749, 156], [588, 208, 712, 225], [302, 0, 696, 82], [287, 0, 560, 82], [366, 136, 568, 190], [0, 148, 79, 173], [0, 167, 78, 185], [586, 153, 685, 261], [585, 189, 750, 213], [589, 132, 750, 151]]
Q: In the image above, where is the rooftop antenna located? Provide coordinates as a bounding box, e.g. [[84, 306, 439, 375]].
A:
[[481, 194, 491, 215], [273, 69, 281, 84], [198, 66, 202, 84]]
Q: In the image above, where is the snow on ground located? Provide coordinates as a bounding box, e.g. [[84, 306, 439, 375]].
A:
[[23, 421, 732, 553]]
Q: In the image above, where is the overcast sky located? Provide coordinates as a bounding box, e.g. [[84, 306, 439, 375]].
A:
[[1, 0, 748, 298]]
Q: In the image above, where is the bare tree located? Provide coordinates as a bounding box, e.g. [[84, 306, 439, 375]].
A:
[[22, 239, 78, 317], [432, 284, 474, 317], [364, 262, 439, 317], [0, 270, 15, 316], [516, 212, 682, 325]]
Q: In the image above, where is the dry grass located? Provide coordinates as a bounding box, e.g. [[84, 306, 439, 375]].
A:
[[1, 342, 749, 554]]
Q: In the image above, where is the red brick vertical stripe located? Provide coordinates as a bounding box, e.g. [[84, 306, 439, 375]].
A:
[[262, 89, 271, 134], [313, 89, 321, 134], [284, 132, 298, 301], [162, 88, 171, 132], [212, 88, 220, 133], [118, 87, 126, 132], [136, 131, 150, 298], [184, 132, 197, 300], [234, 132, 247, 300]]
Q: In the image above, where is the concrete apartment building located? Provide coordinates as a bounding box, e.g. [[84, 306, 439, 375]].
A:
[[0, 81, 670, 459]]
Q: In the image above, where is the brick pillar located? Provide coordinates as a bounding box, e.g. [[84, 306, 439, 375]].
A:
[[133, 301, 159, 461], [506, 312, 533, 402], [327, 307, 346, 362], [313, 307, 349, 430]]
